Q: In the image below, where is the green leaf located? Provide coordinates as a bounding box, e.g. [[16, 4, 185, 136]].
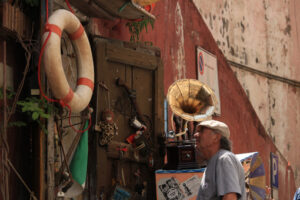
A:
[[0, 87, 15, 99], [150, 19, 155, 29], [8, 121, 27, 127], [32, 112, 39, 120], [37, 121, 48, 135], [126, 18, 155, 43], [40, 113, 50, 119], [145, 22, 148, 32]]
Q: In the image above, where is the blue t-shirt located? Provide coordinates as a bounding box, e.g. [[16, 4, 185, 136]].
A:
[[196, 149, 246, 200], [294, 188, 300, 200]]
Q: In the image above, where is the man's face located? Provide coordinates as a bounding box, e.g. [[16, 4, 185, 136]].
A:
[[193, 126, 219, 151]]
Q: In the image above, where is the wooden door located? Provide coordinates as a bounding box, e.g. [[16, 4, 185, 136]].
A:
[[92, 37, 164, 199]]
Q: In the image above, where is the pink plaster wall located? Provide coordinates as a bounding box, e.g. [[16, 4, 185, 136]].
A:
[[192, 0, 300, 187]]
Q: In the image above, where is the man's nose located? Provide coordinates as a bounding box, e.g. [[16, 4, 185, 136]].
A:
[[193, 132, 200, 139]]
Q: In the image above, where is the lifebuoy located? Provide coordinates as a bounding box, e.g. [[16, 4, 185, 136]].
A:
[[42, 9, 94, 113]]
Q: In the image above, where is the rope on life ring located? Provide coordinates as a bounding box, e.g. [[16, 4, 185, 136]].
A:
[[41, 9, 94, 113]]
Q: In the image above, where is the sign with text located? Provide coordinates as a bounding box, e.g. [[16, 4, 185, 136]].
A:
[[156, 169, 204, 200], [271, 153, 279, 188], [196, 47, 221, 115]]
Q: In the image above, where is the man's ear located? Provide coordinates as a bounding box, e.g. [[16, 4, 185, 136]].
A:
[[213, 133, 221, 142]]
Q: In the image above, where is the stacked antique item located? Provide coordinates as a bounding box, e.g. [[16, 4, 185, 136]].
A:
[[164, 79, 217, 170]]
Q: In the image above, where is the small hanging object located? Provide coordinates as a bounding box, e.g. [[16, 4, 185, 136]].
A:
[[59, 172, 73, 193], [148, 152, 154, 168], [133, 169, 148, 199], [134, 169, 147, 198], [133, 131, 149, 157], [112, 186, 131, 200], [130, 116, 145, 130], [95, 110, 118, 146], [126, 125, 149, 157], [116, 146, 128, 160]]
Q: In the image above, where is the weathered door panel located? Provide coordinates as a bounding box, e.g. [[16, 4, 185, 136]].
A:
[[93, 37, 164, 199]]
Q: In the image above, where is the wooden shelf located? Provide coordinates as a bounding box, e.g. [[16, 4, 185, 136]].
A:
[[69, 0, 155, 20], [0, 25, 17, 40], [68, 0, 116, 20], [0, 2, 32, 40]]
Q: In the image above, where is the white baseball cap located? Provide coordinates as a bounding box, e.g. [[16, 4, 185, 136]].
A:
[[197, 120, 230, 139]]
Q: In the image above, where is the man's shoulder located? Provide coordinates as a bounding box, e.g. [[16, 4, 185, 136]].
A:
[[218, 149, 235, 158], [218, 150, 239, 163]]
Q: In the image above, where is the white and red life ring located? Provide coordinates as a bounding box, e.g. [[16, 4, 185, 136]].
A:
[[42, 9, 94, 113]]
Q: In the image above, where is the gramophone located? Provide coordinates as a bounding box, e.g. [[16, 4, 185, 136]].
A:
[[164, 79, 217, 170]]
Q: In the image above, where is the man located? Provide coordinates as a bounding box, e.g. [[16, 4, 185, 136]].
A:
[[194, 120, 246, 200], [294, 187, 300, 200]]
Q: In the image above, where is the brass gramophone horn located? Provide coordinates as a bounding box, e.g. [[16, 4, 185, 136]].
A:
[[167, 79, 217, 122]]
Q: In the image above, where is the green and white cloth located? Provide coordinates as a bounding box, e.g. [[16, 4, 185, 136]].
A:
[[65, 121, 89, 198]]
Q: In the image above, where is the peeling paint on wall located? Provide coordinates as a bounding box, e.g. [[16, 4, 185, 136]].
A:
[[193, 0, 300, 186], [173, 2, 186, 80]]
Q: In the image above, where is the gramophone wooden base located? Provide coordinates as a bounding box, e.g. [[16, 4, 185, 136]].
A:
[[164, 141, 199, 170]]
